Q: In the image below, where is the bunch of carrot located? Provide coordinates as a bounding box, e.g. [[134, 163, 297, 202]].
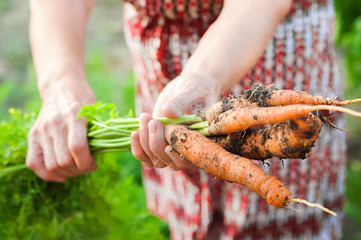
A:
[[80, 84, 361, 215]]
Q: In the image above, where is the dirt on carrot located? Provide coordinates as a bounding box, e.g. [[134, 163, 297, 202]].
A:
[[211, 113, 322, 160]]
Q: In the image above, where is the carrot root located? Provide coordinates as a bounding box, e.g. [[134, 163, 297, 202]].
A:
[[290, 198, 337, 216], [304, 105, 361, 118]]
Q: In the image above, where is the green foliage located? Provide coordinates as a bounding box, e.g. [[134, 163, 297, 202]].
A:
[[334, 2, 361, 237], [0, 109, 168, 240], [335, 0, 361, 98], [78, 102, 118, 122], [345, 160, 361, 239], [345, 160, 361, 226]]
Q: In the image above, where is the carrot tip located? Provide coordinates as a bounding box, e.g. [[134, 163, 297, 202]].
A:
[[290, 198, 337, 216]]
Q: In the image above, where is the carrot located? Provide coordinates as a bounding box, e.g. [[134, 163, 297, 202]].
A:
[[207, 104, 361, 135], [198, 84, 361, 123], [244, 84, 361, 107], [197, 97, 257, 123], [211, 113, 322, 160], [165, 124, 336, 215]]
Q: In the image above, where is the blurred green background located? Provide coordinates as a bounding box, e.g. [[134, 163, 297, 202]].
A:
[[0, 0, 361, 239]]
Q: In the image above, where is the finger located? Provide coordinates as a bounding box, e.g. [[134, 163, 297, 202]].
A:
[[26, 139, 66, 182], [165, 145, 195, 169], [148, 120, 180, 170], [130, 131, 153, 167], [68, 117, 97, 172], [41, 133, 75, 177], [50, 123, 83, 176], [139, 113, 166, 168]]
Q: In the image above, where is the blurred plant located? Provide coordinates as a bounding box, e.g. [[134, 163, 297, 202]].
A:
[[0, 107, 168, 240], [335, 0, 361, 98], [345, 160, 361, 239]]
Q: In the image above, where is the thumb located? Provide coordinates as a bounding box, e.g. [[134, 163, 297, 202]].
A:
[[159, 94, 218, 118], [158, 96, 189, 118]]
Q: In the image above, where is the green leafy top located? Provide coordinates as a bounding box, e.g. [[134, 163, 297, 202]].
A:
[[77, 102, 117, 122]]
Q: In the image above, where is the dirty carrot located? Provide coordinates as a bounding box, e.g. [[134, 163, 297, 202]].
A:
[[207, 104, 361, 135], [211, 113, 322, 160], [165, 124, 336, 215], [199, 84, 361, 123], [244, 84, 361, 107], [197, 97, 258, 123]]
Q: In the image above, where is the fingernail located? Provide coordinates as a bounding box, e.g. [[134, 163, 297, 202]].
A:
[[148, 121, 157, 134]]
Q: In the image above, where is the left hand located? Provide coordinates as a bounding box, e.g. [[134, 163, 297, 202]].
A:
[[131, 72, 222, 170]]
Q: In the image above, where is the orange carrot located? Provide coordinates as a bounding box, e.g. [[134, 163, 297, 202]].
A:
[[198, 84, 361, 123], [211, 113, 322, 160], [165, 124, 292, 208], [197, 97, 257, 123], [165, 124, 336, 215], [207, 104, 361, 135], [245, 84, 361, 107]]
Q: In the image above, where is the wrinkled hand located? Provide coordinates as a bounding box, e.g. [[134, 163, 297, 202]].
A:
[[131, 72, 221, 170], [26, 81, 97, 182]]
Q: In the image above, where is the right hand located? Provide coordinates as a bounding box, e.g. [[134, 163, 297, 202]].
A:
[[26, 79, 97, 182]]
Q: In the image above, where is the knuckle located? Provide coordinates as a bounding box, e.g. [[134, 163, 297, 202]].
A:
[[141, 161, 153, 167], [58, 157, 74, 168], [152, 159, 167, 168], [47, 113, 63, 126], [41, 173, 54, 182], [77, 160, 94, 171], [133, 151, 145, 161], [46, 162, 59, 173], [64, 102, 82, 117], [28, 127, 40, 139], [69, 140, 86, 155], [26, 159, 36, 170], [131, 147, 148, 162]]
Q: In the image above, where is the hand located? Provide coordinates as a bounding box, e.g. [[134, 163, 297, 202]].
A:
[[131, 72, 221, 170], [26, 80, 97, 182]]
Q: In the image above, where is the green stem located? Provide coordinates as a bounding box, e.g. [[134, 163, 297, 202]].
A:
[[91, 121, 134, 133], [87, 113, 206, 155], [197, 128, 210, 136], [91, 148, 131, 155], [89, 140, 131, 148], [155, 114, 203, 125], [90, 137, 131, 144], [88, 127, 132, 137], [0, 164, 28, 177], [89, 131, 131, 139], [105, 118, 140, 124], [189, 121, 209, 129]]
